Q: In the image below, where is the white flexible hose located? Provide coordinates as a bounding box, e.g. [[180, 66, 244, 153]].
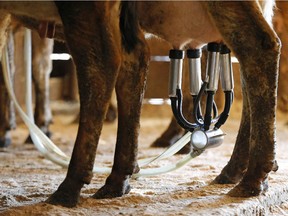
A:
[[138, 131, 191, 166], [2, 28, 202, 177], [3, 31, 113, 172], [3, 30, 69, 164], [133, 149, 203, 178]]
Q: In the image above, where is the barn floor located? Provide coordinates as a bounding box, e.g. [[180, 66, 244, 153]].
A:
[[1, 102, 288, 215]]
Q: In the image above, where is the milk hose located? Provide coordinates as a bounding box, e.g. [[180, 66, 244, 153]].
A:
[[2, 28, 203, 177]]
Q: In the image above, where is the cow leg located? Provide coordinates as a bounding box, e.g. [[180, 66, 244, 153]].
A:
[[105, 102, 117, 122], [46, 2, 122, 207], [73, 102, 117, 124], [25, 31, 53, 143], [205, 2, 280, 196], [105, 90, 117, 123], [213, 86, 250, 184], [151, 117, 184, 148], [93, 28, 150, 199], [0, 65, 12, 147], [0, 23, 16, 148]]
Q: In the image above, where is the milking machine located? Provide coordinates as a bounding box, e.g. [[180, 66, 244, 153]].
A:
[[168, 42, 234, 155], [2, 28, 234, 177]]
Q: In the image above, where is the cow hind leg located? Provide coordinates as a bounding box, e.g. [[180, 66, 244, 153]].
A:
[[46, 2, 122, 207], [0, 28, 16, 148], [205, 1, 280, 196], [212, 87, 250, 184], [0, 65, 12, 147], [151, 117, 185, 148], [93, 25, 150, 200]]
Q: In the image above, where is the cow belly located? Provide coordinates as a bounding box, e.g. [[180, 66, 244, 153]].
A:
[[138, 1, 222, 49]]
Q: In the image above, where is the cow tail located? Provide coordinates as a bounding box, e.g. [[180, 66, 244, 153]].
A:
[[120, 1, 141, 53]]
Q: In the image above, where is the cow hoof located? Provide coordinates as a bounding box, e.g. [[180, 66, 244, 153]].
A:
[[105, 105, 117, 123], [228, 181, 268, 197], [25, 130, 52, 144], [212, 173, 239, 184], [151, 134, 182, 148], [151, 132, 183, 148], [92, 183, 131, 199], [178, 144, 192, 154], [46, 190, 80, 208], [272, 160, 279, 172], [152, 135, 191, 154], [0, 133, 12, 148], [228, 185, 260, 197], [151, 137, 173, 148], [46, 191, 79, 208], [24, 136, 33, 144], [46, 180, 82, 207]]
